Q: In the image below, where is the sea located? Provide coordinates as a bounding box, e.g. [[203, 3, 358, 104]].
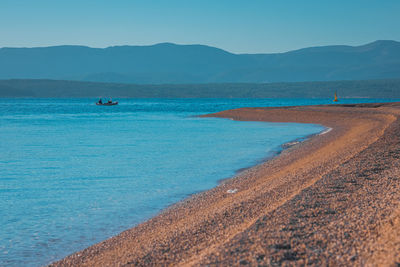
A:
[[0, 98, 397, 266]]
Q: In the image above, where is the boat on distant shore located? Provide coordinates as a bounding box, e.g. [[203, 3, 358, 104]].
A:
[[96, 98, 118, 106]]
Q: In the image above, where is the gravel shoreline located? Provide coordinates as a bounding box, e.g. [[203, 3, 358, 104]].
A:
[[51, 102, 400, 266]]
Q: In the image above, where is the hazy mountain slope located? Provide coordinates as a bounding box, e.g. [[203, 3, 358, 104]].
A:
[[0, 41, 399, 83]]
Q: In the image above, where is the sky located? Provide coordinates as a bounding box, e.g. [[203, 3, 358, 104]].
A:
[[0, 0, 399, 53]]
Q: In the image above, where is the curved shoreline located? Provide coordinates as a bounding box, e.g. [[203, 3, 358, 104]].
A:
[[51, 102, 400, 266], [225, 125, 327, 184]]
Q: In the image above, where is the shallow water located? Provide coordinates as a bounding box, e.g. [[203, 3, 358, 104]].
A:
[[0, 98, 397, 266]]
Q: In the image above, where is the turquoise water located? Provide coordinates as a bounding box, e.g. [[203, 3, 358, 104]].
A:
[[0, 98, 397, 266]]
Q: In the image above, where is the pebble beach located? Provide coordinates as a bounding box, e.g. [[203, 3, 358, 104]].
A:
[[51, 102, 400, 266]]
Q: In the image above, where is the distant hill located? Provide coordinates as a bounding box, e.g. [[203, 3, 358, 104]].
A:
[[0, 40, 399, 83], [1, 79, 400, 98]]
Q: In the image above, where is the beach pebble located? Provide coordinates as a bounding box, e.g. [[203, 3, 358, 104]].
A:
[[227, 189, 238, 194]]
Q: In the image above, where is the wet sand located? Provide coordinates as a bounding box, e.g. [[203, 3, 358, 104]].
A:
[[51, 102, 400, 266]]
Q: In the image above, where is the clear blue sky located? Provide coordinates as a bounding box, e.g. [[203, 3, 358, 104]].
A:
[[1, 0, 399, 53]]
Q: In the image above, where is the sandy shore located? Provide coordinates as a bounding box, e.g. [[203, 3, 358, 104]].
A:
[[51, 102, 400, 266]]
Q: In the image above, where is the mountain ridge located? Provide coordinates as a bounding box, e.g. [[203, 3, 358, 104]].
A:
[[0, 40, 399, 84]]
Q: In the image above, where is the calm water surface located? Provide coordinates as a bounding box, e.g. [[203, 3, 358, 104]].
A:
[[0, 98, 397, 266]]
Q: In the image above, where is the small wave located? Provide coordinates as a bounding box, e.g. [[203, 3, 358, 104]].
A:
[[319, 127, 332, 135]]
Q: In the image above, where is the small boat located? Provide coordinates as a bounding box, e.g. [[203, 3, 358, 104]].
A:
[[333, 91, 338, 102], [96, 98, 118, 106], [96, 101, 118, 106]]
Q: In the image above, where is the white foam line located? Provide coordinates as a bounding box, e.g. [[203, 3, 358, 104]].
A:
[[319, 127, 333, 135]]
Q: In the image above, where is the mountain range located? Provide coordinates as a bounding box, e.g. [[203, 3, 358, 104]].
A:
[[0, 40, 399, 84]]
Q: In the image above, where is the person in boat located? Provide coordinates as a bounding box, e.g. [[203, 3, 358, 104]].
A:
[[108, 98, 112, 104], [98, 98, 102, 104]]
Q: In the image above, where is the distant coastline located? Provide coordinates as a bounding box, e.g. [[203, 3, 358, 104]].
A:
[[1, 78, 400, 98]]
